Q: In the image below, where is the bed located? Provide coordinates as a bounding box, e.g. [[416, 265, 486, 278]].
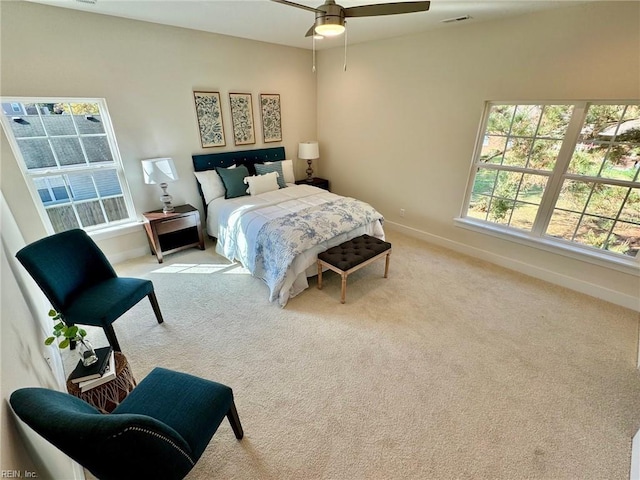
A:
[[192, 147, 385, 306]]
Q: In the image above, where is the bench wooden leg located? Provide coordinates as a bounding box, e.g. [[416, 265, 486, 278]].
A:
[[317, 260, 323, 290], [341, 273, 347, 304], [384, 252, 390, 278]]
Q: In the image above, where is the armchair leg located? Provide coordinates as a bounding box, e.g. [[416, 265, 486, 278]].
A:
[[103, 325, 122, 352], [227, 400, 244, 440], [148, 292, 164, 324]]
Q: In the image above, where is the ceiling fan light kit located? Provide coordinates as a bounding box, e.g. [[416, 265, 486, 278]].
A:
[[271, 0, 430, 70]]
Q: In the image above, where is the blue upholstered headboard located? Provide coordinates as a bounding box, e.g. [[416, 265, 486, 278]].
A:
[[192, 147, 286, 173]]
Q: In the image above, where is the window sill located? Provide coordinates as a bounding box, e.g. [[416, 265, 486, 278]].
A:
[[87, 220, 144, 242], [454, 217, 640, 277]]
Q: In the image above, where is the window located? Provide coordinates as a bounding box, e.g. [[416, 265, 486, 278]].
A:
[[1, 99, 136, 234], [461, 101, 639, 266]]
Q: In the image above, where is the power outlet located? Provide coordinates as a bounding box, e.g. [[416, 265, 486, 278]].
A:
[[400, 208, 405, 217]]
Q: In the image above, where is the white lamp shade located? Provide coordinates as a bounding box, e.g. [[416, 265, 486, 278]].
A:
[[141, 158, 179, 185], [298, 142, 319, 160]]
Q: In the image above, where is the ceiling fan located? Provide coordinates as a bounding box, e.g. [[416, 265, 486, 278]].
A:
[[270, 0, 431, 38]]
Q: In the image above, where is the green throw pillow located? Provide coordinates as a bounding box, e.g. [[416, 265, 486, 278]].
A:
[[216, 165, 249, 199]]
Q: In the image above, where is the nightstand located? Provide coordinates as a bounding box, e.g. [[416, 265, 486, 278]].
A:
[[142, 204, 205, 263], [295, 177, 330, 191]]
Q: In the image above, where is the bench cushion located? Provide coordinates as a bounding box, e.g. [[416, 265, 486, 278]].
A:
[[318, 234, 391, 271]]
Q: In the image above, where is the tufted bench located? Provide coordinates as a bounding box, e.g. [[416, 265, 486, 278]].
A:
[[317, 234, 392, 303]]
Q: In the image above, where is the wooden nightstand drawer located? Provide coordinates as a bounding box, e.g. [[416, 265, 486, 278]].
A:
[[155, 215, 197, 235]]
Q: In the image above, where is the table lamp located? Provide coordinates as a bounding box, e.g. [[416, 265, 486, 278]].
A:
[[141, 157, 179, 213], [298, 141, 319, 182]]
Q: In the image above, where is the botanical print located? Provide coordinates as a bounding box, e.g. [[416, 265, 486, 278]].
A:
[[193, 91, 225, 148], [229, 93, 255, 146], [260, 94, 282, 143]]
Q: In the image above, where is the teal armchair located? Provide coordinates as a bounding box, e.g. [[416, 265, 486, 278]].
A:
[[9, 368, 244, 480], [15, 229, 164, 352]]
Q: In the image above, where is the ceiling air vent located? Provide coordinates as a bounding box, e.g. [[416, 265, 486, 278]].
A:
[[76, 0, 98, 4], [441, 15, 471, 24]]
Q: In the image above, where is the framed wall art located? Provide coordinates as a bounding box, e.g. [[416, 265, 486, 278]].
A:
[[193, 91, 226, 148], [229, 92, 255, 146], [260, 94, 282, 143]]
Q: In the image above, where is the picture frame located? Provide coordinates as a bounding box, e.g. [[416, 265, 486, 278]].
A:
[[193, 91, 226, 148], [260, 94, 282, 143], [229, 92, 255, 146]]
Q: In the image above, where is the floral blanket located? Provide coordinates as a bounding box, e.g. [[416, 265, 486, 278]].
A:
[[247, 197, 383, 303]]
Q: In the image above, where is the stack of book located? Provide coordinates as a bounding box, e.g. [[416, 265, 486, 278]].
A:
[[68, 346, 116, 393]]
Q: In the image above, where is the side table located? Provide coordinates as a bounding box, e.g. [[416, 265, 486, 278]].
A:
[[67, 352, 137, 413], [142, 204, 205, 263], [295, 177, 330, 191]]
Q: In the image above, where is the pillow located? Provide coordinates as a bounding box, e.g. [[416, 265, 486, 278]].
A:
[[193, 170, 225, 205], [216, 165, 250, 199], [255, 162, 286, 189], [244, 171, 280, 196], [265, 159, 295, 184]]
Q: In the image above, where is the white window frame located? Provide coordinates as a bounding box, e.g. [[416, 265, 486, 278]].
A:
[[457, 100, 640, 276], [0, 97, 137, 235]]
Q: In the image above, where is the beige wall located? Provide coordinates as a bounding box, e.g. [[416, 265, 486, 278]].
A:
[[0, 0, 316, 258], [0, 1, 316, 475], [317, 1, 640, 309]]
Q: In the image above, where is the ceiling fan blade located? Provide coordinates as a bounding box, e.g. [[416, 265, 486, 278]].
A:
[[344, 1, 430, 18], [305, 25, 315, 37], [270, 0, 321, 14]]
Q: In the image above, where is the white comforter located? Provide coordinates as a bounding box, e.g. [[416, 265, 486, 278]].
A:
[[210, 184, 385, 306]]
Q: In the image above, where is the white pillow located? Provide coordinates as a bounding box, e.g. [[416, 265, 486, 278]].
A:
[[266, 159, 295, 184], [193, 164, 236, 204], [244, 171, 280, 196]]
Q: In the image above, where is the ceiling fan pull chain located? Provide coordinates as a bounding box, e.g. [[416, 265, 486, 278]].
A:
[[312, 35, 317, 73], [343, 21, 348, 71]]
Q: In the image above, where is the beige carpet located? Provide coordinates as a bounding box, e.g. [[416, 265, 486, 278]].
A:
[[96, 230, 639, 479]]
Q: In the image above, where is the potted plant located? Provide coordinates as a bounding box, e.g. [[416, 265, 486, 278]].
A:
[[44, 309, 98, 366]]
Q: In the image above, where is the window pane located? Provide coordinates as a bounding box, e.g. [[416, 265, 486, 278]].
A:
[[74, 114, 105, 135], [537, 105, 573, 138], [68, 175, 97, 201], [528, 139, 561, 170], [509, 202, 538, 231], [41, 114, 76, 136], [76, 201, 106, 227], [567, 144, 605, 176], [511, 105, 541, 137], [609, 221, 639, 257], [94, 170, 122, 197], [46, 205, 79, 233], [18, 138, 56, 169], [51, 137, 85, 166], [619, 188, 640, 224], [503, 138, 532, 167], [8, 115, 45, 138], [574, 215, 615, 250], [516, 174, 548, 205], [83, 136, 113, 163], [480, 136, 506, 164], [547, 211, 582, 241], [555, 179, 591, 212], [486, 105, 515, 136], [584, 184, 627, 219], [103, 197, 128, 222]]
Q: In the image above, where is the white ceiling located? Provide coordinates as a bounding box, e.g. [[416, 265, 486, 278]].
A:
[[25, 0, 591, 50]]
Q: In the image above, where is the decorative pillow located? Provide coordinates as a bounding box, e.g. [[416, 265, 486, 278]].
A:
[[244, 171, 280, 196], [216, 165, 249, 199], [255, 162, 286, 189], [265, 159, 295, 184], [193, 170, 225, 205]]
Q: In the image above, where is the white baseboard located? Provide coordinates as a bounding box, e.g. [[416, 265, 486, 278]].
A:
[[384, 221, 639, 312], [108, 246, 149, 265]]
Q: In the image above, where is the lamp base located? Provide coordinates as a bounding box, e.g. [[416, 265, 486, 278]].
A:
[[306, 159, 314, 182], [160, 183, 175, 214]]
